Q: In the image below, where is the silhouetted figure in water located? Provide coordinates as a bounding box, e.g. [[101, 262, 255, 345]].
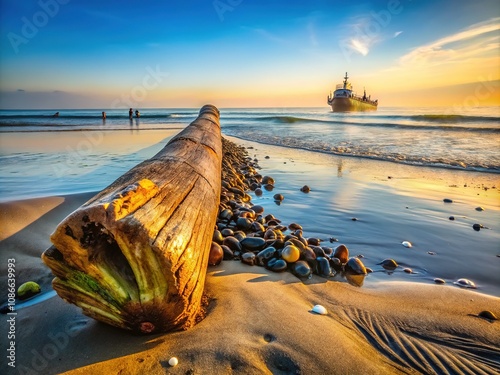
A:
[[102, 111, 106, 119], [135, 110, 140, 118], [129, 108, 133, 119]]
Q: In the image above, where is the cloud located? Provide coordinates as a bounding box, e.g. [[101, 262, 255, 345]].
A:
[[394, 31, 403, 38], [350, 39, 369, 56], [339, 15, 387, 57], [400, 17, 500, 67]]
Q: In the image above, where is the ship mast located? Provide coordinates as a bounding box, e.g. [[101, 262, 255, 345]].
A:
[[343, 72, 349, 89]]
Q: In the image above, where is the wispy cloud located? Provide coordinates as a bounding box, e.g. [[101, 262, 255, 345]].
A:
[[339, 15, 388, 57], [400, 17, 500, 66], [394, 31, 403, 38], [350, 39, 369, 56]]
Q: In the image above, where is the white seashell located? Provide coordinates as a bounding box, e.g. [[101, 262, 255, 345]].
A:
[[311, 304, 327, 315], [402, 241, 412, 248], [168, 357, 179, 367], [453, 278, 476, 289]]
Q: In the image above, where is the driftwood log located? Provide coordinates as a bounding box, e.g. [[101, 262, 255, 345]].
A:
[[42, 104, 222, 334]]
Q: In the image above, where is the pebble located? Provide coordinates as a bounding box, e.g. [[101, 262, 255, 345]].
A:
[[403, 268, 413, 274], [273, 193, 284, 201], [434, 278, 446, 284], [443, 198, 453, 203], [475, 206, 485, 211], [472, 223, 483, 231], [401, 241, 412, 248], [311, 305, 328, 315], [453, 278, 477, 289], [449, 216, 455, 221], [351, 217, 358, 221], [262, 176, 275, 185], [288, 223, 303, 231], [344, 257, 367, 275], [282, 245, 300, 263], [378, 259, 398, 270], [300, 185, 311, 193], [478, 310, 498, 321], [17, 281, 41, 300], [241, 252, 256, 266], [208, 243, 223, 266], [168, 357, 178, 367], [333, 244, 349, 264], [427, 251, 436, 255]]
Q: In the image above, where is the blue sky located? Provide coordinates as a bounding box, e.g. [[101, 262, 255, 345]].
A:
[[0, 0, 498, 108]]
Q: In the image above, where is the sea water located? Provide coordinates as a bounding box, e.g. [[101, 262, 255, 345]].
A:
[[1, 107, 499, 295], [0, 106, 499, 201]]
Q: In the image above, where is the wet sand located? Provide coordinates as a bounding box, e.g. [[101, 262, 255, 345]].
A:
[[1, 133, 499, 374]]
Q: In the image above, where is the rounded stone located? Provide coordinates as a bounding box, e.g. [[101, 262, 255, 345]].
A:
[[17, 281, 41, 300], [291, 260, 312, 279], [236, 217, 253, 231], [472, 223, 483, 231], [315, 257, 333, 277], [220, 228, 234, 237], [240, 237, 267, 251], [478, 310, 498, 320], [282, 245, 300, 263], [222, 245, 234, 260], [266, 258, 287, 272], [344, 257, 367, 275], [378, 258, 398, 270], [273, 193, 284, 201], [241, 252, 256, 266], [256, 247, 277, 266], [300, 185, 310, 193], [222, 236, 242, 252], [208, 242, 223, 266], [333, 244, 349, 264], [213, 230, 224, 244], [262, 176, 275, 185], [288, 223, 303, 231]]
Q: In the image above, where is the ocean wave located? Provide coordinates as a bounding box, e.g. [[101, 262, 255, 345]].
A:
[[255, 115, 327, 124], [239, 115, 500, 132], [406, 114, 500, 123], [225, 133, 500, 173]]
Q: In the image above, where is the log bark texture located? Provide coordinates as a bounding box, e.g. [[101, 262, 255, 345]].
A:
[[42, 105, 222, 334]]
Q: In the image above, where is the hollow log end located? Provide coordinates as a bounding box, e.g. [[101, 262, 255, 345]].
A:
[[199, 104, 220, 118]]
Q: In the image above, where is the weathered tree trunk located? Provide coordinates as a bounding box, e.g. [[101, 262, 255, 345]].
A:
[[42, 105, 222, 334]]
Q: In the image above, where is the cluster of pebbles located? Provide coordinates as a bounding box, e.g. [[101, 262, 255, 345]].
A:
[[208, 138, 369, 286]]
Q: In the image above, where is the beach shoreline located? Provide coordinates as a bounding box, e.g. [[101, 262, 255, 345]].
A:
[[1, 132, 499, 374]]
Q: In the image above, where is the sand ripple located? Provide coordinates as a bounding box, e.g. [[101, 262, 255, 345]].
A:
[[348, 307, 500, 375]]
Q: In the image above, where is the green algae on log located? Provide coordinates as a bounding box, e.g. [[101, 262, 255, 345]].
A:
[[42, 105, 222, 334]]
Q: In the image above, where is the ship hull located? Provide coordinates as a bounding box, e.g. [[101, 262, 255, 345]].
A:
[[328, 97, 377, 112]]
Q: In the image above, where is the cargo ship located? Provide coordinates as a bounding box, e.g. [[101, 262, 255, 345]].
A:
[[327, 72, 378, 112]]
